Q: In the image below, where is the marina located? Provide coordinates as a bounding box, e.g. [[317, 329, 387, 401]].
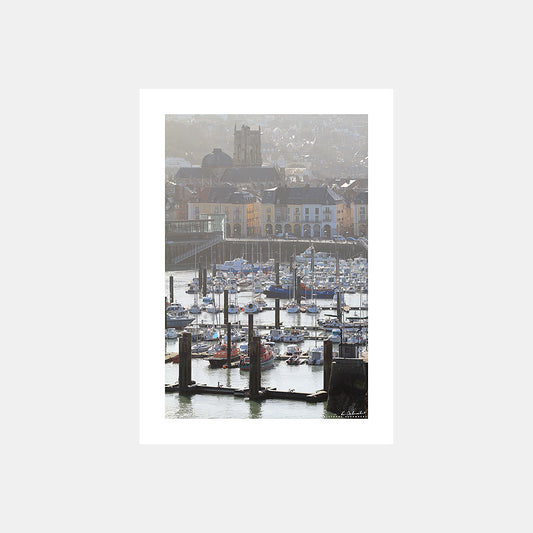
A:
[[165, 251, 368, 419]]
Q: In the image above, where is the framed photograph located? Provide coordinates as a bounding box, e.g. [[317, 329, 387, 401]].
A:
[[140, 89, 393, 444]]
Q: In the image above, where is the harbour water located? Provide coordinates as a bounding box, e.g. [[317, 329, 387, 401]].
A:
[[165, 269, 366, 419]]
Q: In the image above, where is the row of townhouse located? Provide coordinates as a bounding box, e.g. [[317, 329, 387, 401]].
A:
[[187, 186, 261, 238], [260, 187, 343, 238], [187, 186, 367, 238]]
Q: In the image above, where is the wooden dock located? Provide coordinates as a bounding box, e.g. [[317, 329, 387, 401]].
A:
[[165, 382, 328, 403]]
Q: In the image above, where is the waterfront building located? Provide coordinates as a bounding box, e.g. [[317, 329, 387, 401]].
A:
[[352, 190, 368, 237], [337, 201, 353, 237], [260, 186, 343, 238], [188, 186, 259, 237]]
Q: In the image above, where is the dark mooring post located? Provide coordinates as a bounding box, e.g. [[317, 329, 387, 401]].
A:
[[289, 255, 294, 274], [296, 275, 302, 304], [202, 267, 207, 297], [275, 299, 280, 329], [275, 261, 280, 285], [179, 332, 192, 393], [226, 322, 232, 367], [169, 275, 174, 303], [198, 266, 202, 293], [223, 289, 229, 325], [249, 336, 262, 400], [323, 339, 333, 392], [337, 294, 342, 321], [248, 313, 254, 345]]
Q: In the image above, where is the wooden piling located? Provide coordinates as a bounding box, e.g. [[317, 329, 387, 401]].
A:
[[169, 275, 174, 303], [248, 313, 254, 345], [226, 322, 232, 367], [323, 340, 333, 392], [296, 275, 302, 304], [337, 295, 342, 321], [179, 332, 192, 393], [223, 289, 228, 325], [249, 336, 262, 400], [275, 261, 280, 285], [202, 267, 207, 297], [275, 299, 280, 329]]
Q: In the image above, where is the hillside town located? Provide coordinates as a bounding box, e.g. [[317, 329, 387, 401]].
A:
[[165, 117, 368, 240]]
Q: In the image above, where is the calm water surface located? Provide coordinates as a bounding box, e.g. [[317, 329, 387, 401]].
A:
[[165, 269, 366, 419]]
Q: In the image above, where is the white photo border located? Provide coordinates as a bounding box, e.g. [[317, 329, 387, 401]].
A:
[[140, 89, 393, 444]]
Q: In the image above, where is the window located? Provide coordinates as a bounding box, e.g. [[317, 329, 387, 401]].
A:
[[315, 208, 319, 214], [305, 208, 309, 214]]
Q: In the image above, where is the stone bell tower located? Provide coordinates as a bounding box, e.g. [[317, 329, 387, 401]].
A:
[[233, 124, 262, 167]]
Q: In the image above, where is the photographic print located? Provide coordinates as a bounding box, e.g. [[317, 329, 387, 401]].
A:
[[140, 90, 393, 443], [165, 114, 368, 418]]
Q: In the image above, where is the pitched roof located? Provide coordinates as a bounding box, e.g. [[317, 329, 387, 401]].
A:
[[222, 167, 280, 183], [261, 187, 342, 205], [196, 186, 256, 204], [175, 167, 206, 179]]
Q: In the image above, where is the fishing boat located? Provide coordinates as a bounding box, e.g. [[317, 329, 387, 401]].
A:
[[165, 328, 178, 339], [186, 281, 199, 294], [266, 329, 283, 342], [295, 247, 336, 265], [328, 328, 342, 343], [207, 343, 240, 368], [254, 297, 267, 310], [306, 302, 321, 313], [191, 342, 210, 356], [165, 312, 194, 329], [189, 303, 202, 314], [216, 258, 251, 273], [286, 300, 299, 313], [281, 328, 305, 343], [227, 303, 239, 314], [205, 303, 221, 313], [185, 326, 205, 342], [222, 329, 246, 343], [239, 342, 275, 371], [285, 344, 303, 365], [243, 301, 259, 313], [203, 326, 219, 341], [307, 346, 324, 365]]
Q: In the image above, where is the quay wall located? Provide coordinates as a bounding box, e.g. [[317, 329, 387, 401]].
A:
[[166, 238, 367, 270]]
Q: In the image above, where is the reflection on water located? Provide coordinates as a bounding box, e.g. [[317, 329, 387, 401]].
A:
[[165, 269, 365, 419], [248, 399, 262, 419]]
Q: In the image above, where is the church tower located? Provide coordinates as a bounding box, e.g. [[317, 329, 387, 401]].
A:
[[233, 124, 262, 167]]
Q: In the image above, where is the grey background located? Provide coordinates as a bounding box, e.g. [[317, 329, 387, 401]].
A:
[[3, 2, 531, 532]]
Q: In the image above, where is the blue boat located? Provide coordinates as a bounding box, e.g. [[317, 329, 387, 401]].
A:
[[264, 284, 335, 299]]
